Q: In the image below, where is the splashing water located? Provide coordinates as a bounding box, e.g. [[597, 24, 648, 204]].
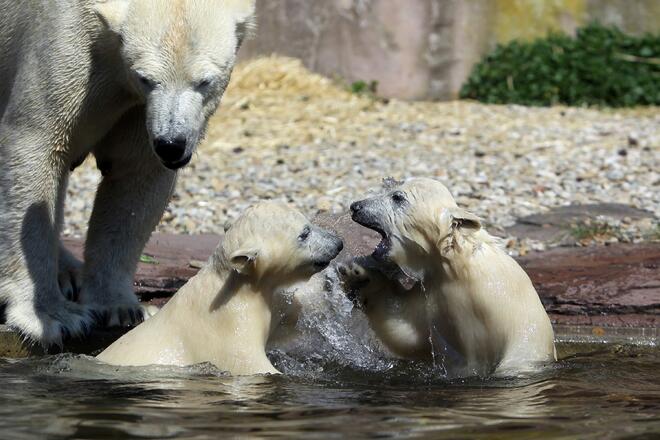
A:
[[269, 266, 395, 376], [269, 265, 487, 381]]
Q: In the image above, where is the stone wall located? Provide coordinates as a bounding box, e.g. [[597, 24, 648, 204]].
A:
[[240, 0, 660, 101]]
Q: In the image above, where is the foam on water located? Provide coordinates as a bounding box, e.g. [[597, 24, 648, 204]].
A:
[[268, 267, 396, 376]]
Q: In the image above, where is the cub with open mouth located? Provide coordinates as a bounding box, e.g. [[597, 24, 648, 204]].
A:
[[338, 178, 555, 376], [97, 202, 343, 375]]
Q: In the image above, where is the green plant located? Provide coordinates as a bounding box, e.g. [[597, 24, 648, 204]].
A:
[[570, 220, 621, 242], [460, 23, 660, 107], [645, 223, 660, 241], [139, 253, 159, 264], [349, 79, 379, 96]]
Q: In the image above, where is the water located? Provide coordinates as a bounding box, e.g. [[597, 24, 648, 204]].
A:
[[0, 343, 658, 439], [1, 278, 658, 439]]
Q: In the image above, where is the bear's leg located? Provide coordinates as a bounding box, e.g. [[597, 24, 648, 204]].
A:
[[80, 109, 176, 326], [0, 133, 93, 346]]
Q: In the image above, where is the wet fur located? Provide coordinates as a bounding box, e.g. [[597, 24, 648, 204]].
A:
[[340, 178, 556, 376], [97, 202, 343, 375]]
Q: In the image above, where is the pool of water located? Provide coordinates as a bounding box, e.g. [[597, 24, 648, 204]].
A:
[[0, 342, 657, 439], [0, 340, 658, 439], [2, 279, 658, 439]]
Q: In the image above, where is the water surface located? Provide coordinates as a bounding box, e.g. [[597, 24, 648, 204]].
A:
[[0, 340, 657, 439], [2, 281, 658, 439]]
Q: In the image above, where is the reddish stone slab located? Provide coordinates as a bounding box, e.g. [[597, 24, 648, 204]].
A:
[[61, 221, 659, 328], [62, 234, 220, 302], [518, 243, 660, 327]]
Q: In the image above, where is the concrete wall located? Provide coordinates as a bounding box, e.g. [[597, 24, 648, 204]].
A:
[[240, 0, 660, 101]]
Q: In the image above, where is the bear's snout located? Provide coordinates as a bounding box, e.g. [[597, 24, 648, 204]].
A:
[[153, 136, 191, 169], [310, 230, 343, 270], [350, 200, 364, 214], [350, 199, 385, 234]]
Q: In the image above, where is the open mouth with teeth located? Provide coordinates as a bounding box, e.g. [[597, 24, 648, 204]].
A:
[[372, 231, 391, 260], [351, 216, 392, 261]]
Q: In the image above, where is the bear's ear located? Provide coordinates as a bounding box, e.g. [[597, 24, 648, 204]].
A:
[[227, 0, 257, 20], [446, 207, 481, 231], [94, 0, 130, 33], [229, 248, 259, 274]]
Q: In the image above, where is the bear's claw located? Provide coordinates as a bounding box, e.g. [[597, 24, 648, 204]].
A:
[[57, 247, 83, 302], [4, 297, 94, 348], [88, 302, 158, 329]]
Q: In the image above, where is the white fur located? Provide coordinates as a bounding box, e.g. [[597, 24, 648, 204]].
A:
[[97, 202, 342, 375], [0, 0, 255, 346], [340, 178, 556, 376]]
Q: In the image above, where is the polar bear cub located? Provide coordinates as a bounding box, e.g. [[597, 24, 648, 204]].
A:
[[338, 178, 555, 376], [97, 202, 343, 375]]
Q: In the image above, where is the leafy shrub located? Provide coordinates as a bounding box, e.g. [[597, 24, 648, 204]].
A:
[[460, 24, 660, 107], [349, 80, 379, 96]]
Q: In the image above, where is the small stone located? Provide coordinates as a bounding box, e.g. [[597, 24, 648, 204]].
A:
[[58, 57, 657, 246], [606, 170, 625, 181], [316, 198, 332, 212]]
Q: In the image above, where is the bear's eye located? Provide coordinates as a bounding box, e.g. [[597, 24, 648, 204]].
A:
[[298, 225, 311, 242], [135, 72, 157, 91], [194, 78, 214, 92], [391, 191, 406, 204]]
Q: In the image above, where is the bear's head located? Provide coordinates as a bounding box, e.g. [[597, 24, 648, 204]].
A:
[[94, 0, 256, 169], [350, 177, 482, 279], [218, 202, 343, 286]]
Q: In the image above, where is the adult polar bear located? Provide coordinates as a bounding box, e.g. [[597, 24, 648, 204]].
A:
[[0, 0, 255, 345]]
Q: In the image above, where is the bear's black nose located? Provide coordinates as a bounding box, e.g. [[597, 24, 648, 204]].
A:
[[154, 136, 187, 163], [350, 201, 364, 213]]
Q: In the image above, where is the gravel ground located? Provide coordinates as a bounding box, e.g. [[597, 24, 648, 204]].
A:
[[64, 57, 659, 252]]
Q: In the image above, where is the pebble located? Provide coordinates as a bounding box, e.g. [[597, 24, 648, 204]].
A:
[[63, 57, 659, 254]]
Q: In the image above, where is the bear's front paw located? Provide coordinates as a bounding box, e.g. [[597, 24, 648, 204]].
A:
[[336, 261, 372, 309], [336, 260, 371, 289], [80, 282, 145, 328], [5, 296, 94, 347]]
